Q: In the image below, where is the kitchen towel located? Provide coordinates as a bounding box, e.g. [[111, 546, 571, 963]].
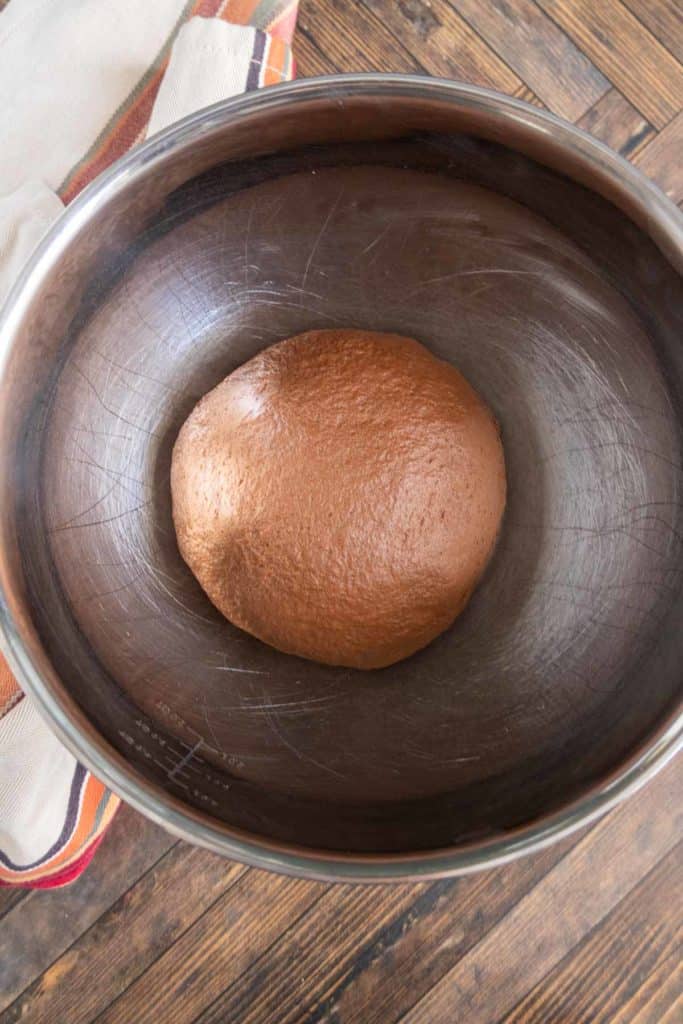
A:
[[0, 0, 298, 887]]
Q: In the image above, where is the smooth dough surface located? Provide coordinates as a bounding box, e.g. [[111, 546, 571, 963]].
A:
[[171, 329, 506, 669]]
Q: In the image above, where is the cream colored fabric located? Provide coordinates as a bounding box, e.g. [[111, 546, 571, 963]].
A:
[[0, 0, 292, 884]]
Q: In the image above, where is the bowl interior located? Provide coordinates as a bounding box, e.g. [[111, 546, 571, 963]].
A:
[[8, 90, 683, 858]]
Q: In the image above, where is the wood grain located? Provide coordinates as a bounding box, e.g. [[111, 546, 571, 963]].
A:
[[633, 110, 683, 204], [97, 870, 326, 1024], [0, 889, 27, 922], [0, 846, 246, 1024], [359, 0, 521, 91], [514, 85, 547, 109], [295, 28, 340, 77], [451, 0, 609, 120], [611, 949, 683, 1024], [501, 842, 683, 1023], [218, 834, 585, 1024], [577, 88, 654, 157], [0, 806, 175, 1013], [296, 0, 424, 74], [186, 883, 425, 1024], [536, 0, 683, 128], [621, 0, 683, 64], [400, 757, 682, 1023]]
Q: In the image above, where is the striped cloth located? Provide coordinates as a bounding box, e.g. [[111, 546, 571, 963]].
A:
[[0, 0, 298, 888]]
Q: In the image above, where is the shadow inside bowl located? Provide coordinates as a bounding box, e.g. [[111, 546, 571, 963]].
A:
[[10, 121, 683, 857]]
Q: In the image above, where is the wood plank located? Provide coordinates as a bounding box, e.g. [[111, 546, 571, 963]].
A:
[[0, 845, 246, 1024], [501, 842, 683, 1023], [536, 0, 683, 128], [633, 111, 683, 204], [295, 27, 341, 77], [195, 882, 430, 1024], [0, 889, 27, 922], [621, 0, 683, 64], [400, 755, 683, 1023], [450, 0, 609, 120], [0, 805, 175, 1013], [206, 832, 586, 1024], [577, 88, 654, 157], [514, 85, 547, 109], [611, 949, 683, 1024], [296, 0, 424, 74], [358, 0, 521, 91], [97, 872, 327, 1024]]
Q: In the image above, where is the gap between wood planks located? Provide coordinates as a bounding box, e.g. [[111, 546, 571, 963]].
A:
[[398, 757, 682, 1023]]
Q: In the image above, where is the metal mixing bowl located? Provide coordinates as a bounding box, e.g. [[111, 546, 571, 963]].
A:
[[1, 76, 682, 881]]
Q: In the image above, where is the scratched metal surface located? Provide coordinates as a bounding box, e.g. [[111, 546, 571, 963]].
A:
[[7, 90, 683, 855]]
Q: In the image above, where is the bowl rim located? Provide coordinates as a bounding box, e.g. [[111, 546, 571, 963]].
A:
[[0, 72, 681, 882]]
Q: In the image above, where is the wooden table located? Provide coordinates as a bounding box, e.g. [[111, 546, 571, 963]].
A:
[[1, 2, 682, 1021]]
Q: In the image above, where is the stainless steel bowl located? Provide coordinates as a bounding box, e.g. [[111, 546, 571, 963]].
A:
[[1, 75, 681, 882]]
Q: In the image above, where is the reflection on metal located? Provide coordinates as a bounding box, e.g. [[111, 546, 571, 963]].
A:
[[0, 76, 681, 881]]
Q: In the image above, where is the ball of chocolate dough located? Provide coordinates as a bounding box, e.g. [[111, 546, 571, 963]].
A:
[[171, 329, 506, 669]]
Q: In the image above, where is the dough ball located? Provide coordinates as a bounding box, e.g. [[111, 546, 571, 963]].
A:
[[171, 329, 506, 669]]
